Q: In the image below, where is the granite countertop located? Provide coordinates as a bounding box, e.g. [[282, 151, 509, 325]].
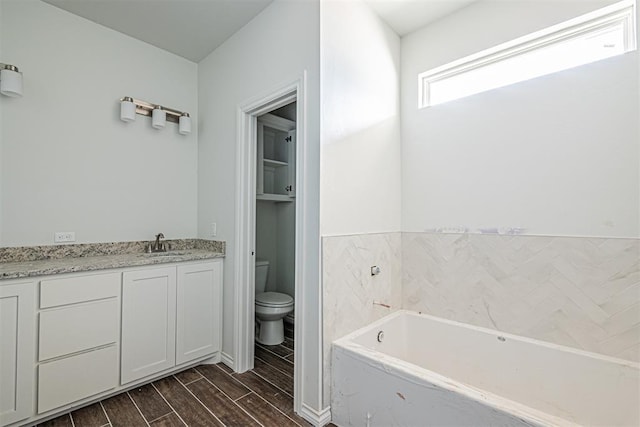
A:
[[0, 239, 225, 280]]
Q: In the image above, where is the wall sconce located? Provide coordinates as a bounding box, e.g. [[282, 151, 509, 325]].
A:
[[179, 113, 191, 135], [152, 105, 166, 129], [0, 63, 23, 97], [120, 97, 136, 122], [119, 96, 192, 135]]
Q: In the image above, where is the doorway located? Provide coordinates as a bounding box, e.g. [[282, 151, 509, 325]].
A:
[[233, 79, 308, 417], [253, 101, 297, 401]]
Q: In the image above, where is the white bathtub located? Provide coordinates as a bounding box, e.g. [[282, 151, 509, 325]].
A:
[[332, 310, 639, 427]]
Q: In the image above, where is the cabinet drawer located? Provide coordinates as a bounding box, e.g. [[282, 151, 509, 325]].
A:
[[38, 345, 118, 414], [39, 299, 119, 361], [40, 272, 120, 309]]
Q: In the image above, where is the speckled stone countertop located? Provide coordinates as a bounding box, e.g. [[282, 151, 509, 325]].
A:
[[0, 239, 225, 280]]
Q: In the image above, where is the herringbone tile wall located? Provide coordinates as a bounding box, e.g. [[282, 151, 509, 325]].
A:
[[322, 232, 639, 404], [322, 232, 402, 405], [402, 233, 640, 362]]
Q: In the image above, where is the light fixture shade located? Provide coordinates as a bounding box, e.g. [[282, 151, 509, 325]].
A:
[[0, 65, 23, 97], [152, 106, 166, 129], [120, 97, 136, 122], [179, 113, 191, 135]]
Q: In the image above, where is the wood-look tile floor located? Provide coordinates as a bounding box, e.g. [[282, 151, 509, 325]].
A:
[[36, 325, 328, 427]]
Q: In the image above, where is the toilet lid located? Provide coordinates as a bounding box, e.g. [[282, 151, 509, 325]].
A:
[[256, 292, 293, 307]]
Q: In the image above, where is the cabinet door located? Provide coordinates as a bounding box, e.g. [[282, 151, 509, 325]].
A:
[[257, 123, 265, 195], [121, 267, 176, 384], [287, 130, 296, 197], [0, 282, 35, 427], [176, 261, 223, 365]]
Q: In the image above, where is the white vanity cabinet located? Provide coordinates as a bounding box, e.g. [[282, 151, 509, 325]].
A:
[[0, 280, 36, 427], [121, 260, 222, 384], [37, 272, 120, 414], [0, 257, 223, 426], [257, 113, 296, 202]]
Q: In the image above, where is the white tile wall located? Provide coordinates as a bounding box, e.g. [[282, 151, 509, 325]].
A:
[[322, 231, 639, 407], [322, 232, 402, 404], [402, 233, 640, 362]]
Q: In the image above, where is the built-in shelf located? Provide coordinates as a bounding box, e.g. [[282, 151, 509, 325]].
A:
[[264, 158, 288, 168], [257, 112, 296, 201], [257, 194, 294, 202]]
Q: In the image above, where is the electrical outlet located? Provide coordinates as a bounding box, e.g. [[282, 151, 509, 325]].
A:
[[210, 222, 217, 237], [54, 232, 75, 243]]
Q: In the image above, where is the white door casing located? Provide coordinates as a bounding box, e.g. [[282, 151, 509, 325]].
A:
[[234, 73, 324, 422]]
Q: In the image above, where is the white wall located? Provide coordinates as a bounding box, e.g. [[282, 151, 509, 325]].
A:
[[401, 0, 639, 238], [0, 0, 198, 246], [255, 201, 278, 290], [275, 202, 296, 298], [397, 0, 640, 370], [197, 0, 321, 411], [320, 0, 402, 236], [320, 0, 402, 410], [0, 1, 5, 240], [255, 200, 295, 296]]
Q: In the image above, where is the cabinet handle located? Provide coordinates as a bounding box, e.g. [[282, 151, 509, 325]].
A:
[[285, 185, 292, 191], [285, 136, 292, 142]]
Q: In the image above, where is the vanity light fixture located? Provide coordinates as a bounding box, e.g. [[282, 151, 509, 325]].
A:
[[179, 112, 191, 135], [119, 96, 192, 135], [0, 63, 23, 97]]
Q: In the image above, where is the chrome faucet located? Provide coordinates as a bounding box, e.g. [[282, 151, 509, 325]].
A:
[[151, 233, 166, 252]]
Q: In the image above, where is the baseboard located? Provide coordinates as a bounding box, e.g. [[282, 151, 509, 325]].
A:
[[221, 351, 234, 370], [200, 352, 222, 365], [300, 403, 331, 427]]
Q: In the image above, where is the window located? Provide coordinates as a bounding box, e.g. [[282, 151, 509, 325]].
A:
[[418, 0, 637, 108]]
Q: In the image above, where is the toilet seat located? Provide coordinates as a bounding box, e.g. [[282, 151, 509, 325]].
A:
[[256, 292, 293, 307]]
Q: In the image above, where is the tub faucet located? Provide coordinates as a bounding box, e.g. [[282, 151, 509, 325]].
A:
[[152, 233, 166, 252]]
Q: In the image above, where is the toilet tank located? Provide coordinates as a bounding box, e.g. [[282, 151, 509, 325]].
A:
[[255, 259, 269, 293]]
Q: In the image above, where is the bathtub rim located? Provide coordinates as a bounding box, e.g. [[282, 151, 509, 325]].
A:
[[332, 309, 639, 427], [334, 309, 639, 369]]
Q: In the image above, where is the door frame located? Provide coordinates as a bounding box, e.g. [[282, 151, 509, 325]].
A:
[[233, 75, 307, 415]]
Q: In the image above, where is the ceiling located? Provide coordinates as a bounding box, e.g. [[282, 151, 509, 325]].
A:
[[42, 0, 274, 63], [42, 0, 478, 63], [365, 0, 478, 36]]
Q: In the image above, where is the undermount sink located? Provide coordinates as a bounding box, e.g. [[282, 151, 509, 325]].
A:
[[143, 251, 189, 257]]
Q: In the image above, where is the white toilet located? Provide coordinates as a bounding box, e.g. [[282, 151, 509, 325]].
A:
[[255, 259, 294, 345]]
